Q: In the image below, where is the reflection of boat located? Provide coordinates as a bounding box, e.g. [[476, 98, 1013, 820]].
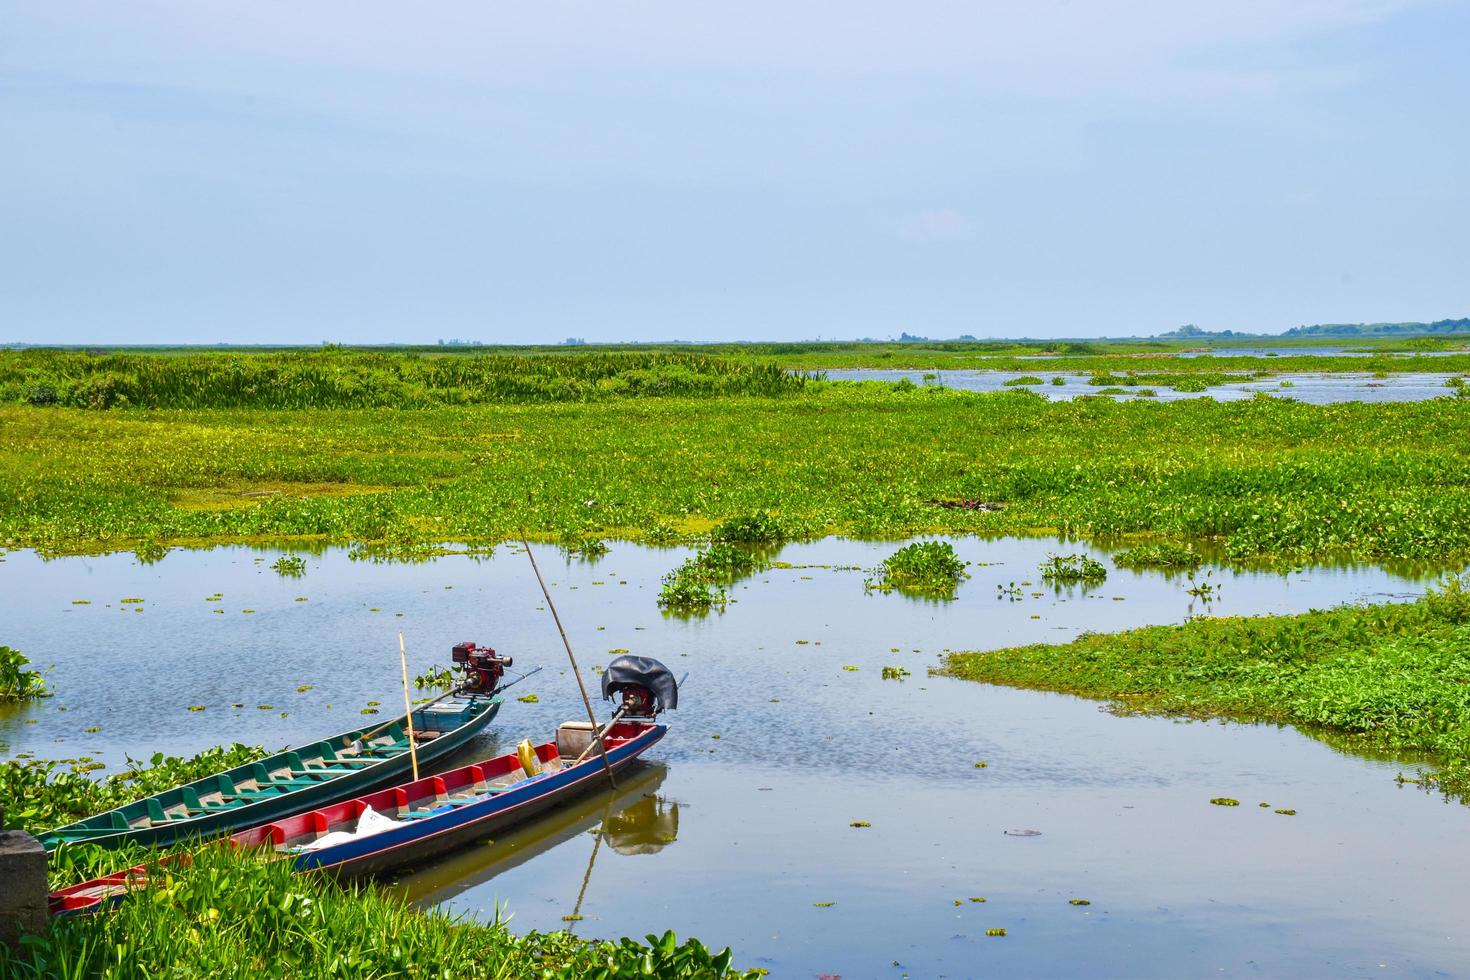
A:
[[398, 762, 670, 907], [40, 695, 502, 853], [603, 793, 679, 855]]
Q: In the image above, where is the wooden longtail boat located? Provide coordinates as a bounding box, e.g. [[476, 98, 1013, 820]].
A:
[[242, 718, 665, 878], [49, 655, 678, 915], [49, 720, 664, 915], [40, 694, 502, 853]]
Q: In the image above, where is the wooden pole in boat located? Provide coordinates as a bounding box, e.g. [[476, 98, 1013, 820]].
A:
[[399, 631, 420, 782], [520, 533, 617, 790]]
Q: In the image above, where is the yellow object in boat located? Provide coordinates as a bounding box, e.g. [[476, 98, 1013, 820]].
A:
[[516, 738, 540, 777]]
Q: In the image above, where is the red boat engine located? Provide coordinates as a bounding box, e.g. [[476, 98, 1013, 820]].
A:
[[616, 684, 655, 718], [601, 655, 678, 719], [452, 642, 512, 693]]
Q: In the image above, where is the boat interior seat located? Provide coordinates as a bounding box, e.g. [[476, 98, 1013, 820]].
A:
[[112, 811, 132, 831], [363, 739, 410, 758], [251, 764, 284, 789], [181, 787, 241, 812], [146, 798, 186, 824]]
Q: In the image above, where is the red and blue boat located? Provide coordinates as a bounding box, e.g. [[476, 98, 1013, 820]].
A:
[[48, 655, 678, 914]]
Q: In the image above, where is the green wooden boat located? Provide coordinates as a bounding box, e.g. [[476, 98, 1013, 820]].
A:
[[39, 695, 501, 852]]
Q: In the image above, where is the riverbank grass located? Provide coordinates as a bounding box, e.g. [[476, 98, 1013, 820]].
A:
[[0, 845, 760, 979], [942, 577, 1470, 795]]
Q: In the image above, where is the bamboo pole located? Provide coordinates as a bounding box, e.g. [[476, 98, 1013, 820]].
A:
[[520, 534, 616, 790], [399, 631, 420, 782]]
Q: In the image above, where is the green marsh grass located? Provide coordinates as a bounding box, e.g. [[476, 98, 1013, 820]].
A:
[[0, 349, 809, 409], [0, 845, 761, 979], [5, 386, 1470, 566]]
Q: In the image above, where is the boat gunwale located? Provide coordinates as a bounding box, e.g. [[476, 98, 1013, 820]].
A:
[[40, 694, 504, 849], [284, 721, 666, 876]]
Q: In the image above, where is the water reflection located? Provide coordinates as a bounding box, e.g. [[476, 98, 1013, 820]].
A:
[[5, 540, 1470, 977], [397, 764, 672, 909], [602, 791, 680, 856]]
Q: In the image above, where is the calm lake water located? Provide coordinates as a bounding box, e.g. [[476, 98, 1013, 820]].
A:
[[823, 369, 1463, 404], [2, 539, 1465, 979]]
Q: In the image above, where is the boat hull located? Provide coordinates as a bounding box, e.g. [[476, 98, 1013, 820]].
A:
[[300, 724, 665, 880], [41, 696, 502, 851]]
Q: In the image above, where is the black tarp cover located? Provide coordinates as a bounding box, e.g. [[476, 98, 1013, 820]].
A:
[[601, 655, 678, 711]]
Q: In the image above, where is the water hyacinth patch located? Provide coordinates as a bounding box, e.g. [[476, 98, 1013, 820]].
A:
[[866, 541, 969, 598], [0, 645, 49, 701], [710, 511, 792, 544], [657, 543, 768, 612], [270, 554, 306, 577], [1, 743, 267, 845], [560, 536, 609, 560], [1111, 542, 1202, 570], [657, 559, 728, 613], [1039, 554, 1108, 584]]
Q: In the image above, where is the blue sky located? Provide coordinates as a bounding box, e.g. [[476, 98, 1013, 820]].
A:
[[2, 1, 1466, 343]]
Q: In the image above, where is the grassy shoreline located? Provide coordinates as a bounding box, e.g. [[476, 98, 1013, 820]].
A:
[[5, 389, 1470, 565], [941, 578, 1470, 797], [4, 749, 762, 978], [0, 845, 760, 979]]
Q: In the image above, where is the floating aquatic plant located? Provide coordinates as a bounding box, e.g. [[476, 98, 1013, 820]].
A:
[[0, 646, 49, 701], [1111, 542, 1201, 570], [1039, 554, 1107, 584], [270, 554, 306, 577], [414, 666, 454, 690], [866, 541, 968, 599]]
